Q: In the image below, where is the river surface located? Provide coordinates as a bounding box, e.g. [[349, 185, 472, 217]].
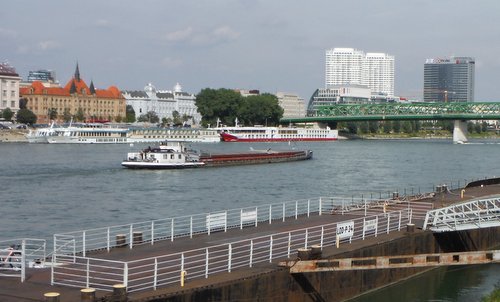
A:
[[1, 138, 499, 300]]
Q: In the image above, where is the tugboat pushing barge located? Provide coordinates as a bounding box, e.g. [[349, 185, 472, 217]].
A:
[[121, 141, 313, 169]]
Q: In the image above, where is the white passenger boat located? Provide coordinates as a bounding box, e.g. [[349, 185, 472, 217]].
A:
[[122, 141, 205, 169], [46, 124, 129, 144], [25, 122, 58, 143], [217, 125, 338, 142]]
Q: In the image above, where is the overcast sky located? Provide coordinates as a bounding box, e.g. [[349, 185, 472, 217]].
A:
[[2, 0, 499, 101]]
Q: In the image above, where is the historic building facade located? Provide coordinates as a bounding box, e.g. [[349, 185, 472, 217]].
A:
[[122, 83, 201, 125], [0, 62, 21, 113], [20, 64, 126, 123]]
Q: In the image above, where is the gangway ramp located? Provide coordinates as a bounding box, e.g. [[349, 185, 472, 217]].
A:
[[423, 196, 500, 232]]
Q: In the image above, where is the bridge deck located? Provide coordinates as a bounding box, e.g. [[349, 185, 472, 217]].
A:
[[1, 184, 499, 301]]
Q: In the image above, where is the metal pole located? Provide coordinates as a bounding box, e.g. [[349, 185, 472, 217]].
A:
[[269, 236, 273, 263], [250, 240, 253, 268]]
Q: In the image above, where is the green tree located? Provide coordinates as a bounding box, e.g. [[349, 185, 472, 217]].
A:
[[115, 115, 123, 123], [161, 117, 172, 127], [402, 121, 413, 133], [75, 108, 85, 122], [2, 108, 14, 121], [172, 110, 182, 126], [48, 108, 58, 121], [392, 120, 401, 133], [125, 105, 136, 123], [137, 111, 159, 123], [195, 88, 283, 127], [346, 122, 357, 134], [196, 88, 242, 127], [62, 108, 72, 122], [16, 109, 37, 125], [382, 121, 391, 134], [368, 121, 378, 134]]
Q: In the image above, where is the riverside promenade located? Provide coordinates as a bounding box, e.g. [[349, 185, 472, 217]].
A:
[[1, 183, 499, 302]]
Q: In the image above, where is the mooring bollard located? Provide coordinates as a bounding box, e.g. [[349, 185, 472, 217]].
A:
[[297, 248, 311, 260], [80, 288, 96, 302], [116, 234, 127, 247], [406, 223, 415, 233], [133, 231, 143, 245], [44, 292, 60, 302], [112, 283, 127, 302], [310, 245, 322, 260]]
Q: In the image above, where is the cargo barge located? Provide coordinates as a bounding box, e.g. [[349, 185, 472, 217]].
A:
[[121, 141, 312, 169]]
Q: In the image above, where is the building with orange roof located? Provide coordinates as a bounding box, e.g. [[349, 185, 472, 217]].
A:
[[20, 64, 126, 123]]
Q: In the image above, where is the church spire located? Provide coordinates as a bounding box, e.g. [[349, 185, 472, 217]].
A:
[[89, 80, 96, 94], [74, 62, 81, 82]]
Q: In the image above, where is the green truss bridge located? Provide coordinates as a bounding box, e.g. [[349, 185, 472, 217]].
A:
[[280, 102, 500, 143]]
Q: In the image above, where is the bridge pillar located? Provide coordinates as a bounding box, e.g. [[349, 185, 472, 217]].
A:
[[453, 120, 468, 144]]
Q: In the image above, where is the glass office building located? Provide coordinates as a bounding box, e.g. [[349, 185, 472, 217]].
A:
[[423, 57, 475, 102]]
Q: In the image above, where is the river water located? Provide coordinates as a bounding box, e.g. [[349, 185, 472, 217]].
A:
[[1, 138, 499, 300]]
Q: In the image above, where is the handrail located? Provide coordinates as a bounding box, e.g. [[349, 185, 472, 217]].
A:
[[52, 209, 417, 292]]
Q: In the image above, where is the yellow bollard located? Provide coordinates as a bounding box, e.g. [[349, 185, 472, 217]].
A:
[[336, 235, 340, 248], [461, 189, 465, 199], [44, 292, 60, 302], [181, 270, 187, 287]]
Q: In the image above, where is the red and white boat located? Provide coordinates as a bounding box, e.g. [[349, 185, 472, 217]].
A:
[[218, 126, 338, 142]]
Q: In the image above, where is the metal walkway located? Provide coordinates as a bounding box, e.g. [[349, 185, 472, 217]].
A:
[[423, 196, 500, 232], [279, 250, 500, 273]]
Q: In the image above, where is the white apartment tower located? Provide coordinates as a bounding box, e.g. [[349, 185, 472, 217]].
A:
[[325, 48, 395, 97]]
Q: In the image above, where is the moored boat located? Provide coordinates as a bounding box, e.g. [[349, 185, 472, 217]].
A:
[[217, 126, 338, 142], [121, 141, 313, 169]]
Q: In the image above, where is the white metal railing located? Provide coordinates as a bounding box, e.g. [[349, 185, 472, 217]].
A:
[[53, 196, 431, 258], [0, 238, 46, 282], [52, 209, 414, 292], [423, 196, 500, 232]]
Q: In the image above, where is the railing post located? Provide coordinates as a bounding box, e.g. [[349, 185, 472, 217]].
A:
[[398, 211, 402, 231], [86, 258, 90, 288], [249, 240, 253, 268], [107, 228, 110, 252], [171, 218, 175, 241], [295, 200, 298, 219], [205, 248, 209, 278], [282, 203, 286, 222], [51, 254, 54, 285], [129, 225, 133, 249], [362, 217, 366, 240], [320, 226, 324, 249], [287, 232, 291, 258], [319, 197, 322, 216], [228, 244, 232, 272], [375, 216, 378, 237], [269, 236, 273, 263], [387, 214, 390, 234], [190, 216, 193, 238], [153, 258, 158, 290], [269, 204, 272, 224], [255, 207, 258, 227], [304, 229, 308, 249], [21, 239, 26, 282], [225, 210, 228, 232], [307, 199, 310, 217], [181, 253, 185, 277], [151, 221, 155, 244], [123, 262, 128, 287], [83, 231, 86, 257], [240, 209, 243, 230]]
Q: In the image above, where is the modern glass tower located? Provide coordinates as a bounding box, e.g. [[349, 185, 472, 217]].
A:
[[423, 57, 475, 102]]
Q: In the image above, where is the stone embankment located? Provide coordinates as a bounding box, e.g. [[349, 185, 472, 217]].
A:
[[0, 129, 28, 142]]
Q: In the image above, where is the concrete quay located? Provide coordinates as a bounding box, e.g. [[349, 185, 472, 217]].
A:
[[1, 183, 499, 301]]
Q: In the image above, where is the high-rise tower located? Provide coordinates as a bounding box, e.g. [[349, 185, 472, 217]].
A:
[[423, 57, 475, 102]]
